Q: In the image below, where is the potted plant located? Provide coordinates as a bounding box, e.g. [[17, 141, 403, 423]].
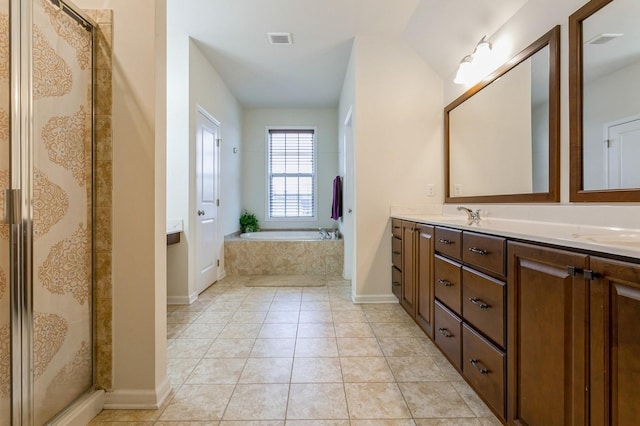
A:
[[239, 210, 259, 233]]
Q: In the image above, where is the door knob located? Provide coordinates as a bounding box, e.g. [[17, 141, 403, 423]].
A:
[[197, 210, 205, 216]]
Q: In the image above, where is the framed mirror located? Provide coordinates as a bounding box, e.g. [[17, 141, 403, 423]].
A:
[[445, 26, 560, 203], [570, 0, 640, 201]]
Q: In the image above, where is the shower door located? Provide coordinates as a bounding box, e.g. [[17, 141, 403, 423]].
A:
[[2, 0, 95, 424]]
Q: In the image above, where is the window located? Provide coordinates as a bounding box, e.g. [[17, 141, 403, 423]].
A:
[[267, 128, 316, 219]]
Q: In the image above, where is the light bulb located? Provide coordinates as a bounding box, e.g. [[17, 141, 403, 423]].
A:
[[454, 56, 473, 85]]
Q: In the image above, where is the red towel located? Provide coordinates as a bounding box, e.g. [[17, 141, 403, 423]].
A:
[[331, 176, 342, 220]]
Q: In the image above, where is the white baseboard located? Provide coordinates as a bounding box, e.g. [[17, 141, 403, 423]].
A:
[[352, 293, 399, 304], [167, 292, 198, 305], [51, 389, 105, 426], [104, 377, 172, 409]]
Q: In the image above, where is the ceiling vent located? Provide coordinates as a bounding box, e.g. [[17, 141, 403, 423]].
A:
[[585, 33, 624, 45], [267, 32, 293, 45]]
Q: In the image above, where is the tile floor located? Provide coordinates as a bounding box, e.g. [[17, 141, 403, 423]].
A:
[[90, 275, 501, 425]]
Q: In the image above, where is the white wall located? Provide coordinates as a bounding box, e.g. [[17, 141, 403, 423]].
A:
[[74, 0, 169, 408], [441, 0, 640, 227], [242, 108, 338, 230], [348, 36, 444, 302], [166, 23, 243, 302]]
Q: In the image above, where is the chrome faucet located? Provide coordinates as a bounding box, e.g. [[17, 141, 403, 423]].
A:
[[457, 206, 481, 223], [318, 228, 329, 239]]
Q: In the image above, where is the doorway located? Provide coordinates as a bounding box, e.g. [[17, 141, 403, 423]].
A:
[[603, 115, 640, 189], [341, 107, 354, 282], [195, 109, 220, 293]]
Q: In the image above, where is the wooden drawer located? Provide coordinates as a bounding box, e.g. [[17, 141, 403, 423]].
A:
[[462, 324, 506, 421], [462, 232, 506, 277], [462, 267, 506, 347], [392, 236, 402, 269], [434, 301, 462, 371], [391, 266, 402, 300], [435, 227, 462, 261], [434, 255, 462, 315], [392, 219, 403, 238]]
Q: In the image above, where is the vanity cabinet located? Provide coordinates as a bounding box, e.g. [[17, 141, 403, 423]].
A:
[[390, 220, 435, 337], [433, 226, 507, 422]]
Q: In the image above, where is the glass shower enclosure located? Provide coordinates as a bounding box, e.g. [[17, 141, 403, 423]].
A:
[[1, 0, 95, 424]]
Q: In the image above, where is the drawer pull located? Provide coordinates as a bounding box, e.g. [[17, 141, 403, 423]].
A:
[[438, 279, 453, 287], [392, 251, 401, 255], [392, 281, 401, 287], [438, 327, 452, 338], [438, 239, 453, 245], [468, 247, 489, 256], [393, 226, 401, 229], [470, 359, 489, 375], [468, 297, 490, 310]]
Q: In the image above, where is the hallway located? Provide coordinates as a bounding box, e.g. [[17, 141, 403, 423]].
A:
[[90, 276, 500, 425]]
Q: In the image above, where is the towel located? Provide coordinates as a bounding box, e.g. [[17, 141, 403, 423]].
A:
[[331, 176, 342, 220]]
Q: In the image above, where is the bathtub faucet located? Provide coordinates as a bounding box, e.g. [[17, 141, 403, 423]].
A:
[[318, 228, 330, 239]]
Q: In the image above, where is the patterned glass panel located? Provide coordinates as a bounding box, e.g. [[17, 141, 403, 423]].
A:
[[32, 0, 93, 423]]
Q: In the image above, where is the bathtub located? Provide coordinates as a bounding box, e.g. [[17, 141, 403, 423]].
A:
[[226, 230, 343, 276], [240, 230, 326, 241]]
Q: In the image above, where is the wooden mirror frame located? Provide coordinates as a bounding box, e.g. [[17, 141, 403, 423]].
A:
[[569, 0, 640, 202], [445, 26, 561, 204]]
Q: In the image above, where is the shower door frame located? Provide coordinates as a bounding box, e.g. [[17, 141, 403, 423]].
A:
[[7, 0, 97, 424]]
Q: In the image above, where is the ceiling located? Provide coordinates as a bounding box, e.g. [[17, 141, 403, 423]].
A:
[[168, 0, 529, 108]]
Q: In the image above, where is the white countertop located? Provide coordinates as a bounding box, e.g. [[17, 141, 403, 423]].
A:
[[167, 219, 183, 235], [392, 214, 640, 260]]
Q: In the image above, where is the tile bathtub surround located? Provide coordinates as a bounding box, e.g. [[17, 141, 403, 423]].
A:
[[90, 276, 501, 425]]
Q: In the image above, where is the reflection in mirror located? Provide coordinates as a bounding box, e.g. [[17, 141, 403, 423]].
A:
[[582, 0, 640, 190], [445, 26, 560, 203]]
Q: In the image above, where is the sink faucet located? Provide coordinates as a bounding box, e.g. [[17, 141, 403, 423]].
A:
[[457, 206, 481, 223], [318, 228, 329, 239]]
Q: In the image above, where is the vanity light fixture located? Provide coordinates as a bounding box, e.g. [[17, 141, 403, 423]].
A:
[[454, 36, 495, 85]]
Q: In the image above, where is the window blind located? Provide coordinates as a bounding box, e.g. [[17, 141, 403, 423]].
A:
[[268, 129, 316, 218]]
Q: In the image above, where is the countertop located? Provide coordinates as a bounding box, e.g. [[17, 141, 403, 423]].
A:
[[167, 219, 183, 235], [392, 213, 640, 260]]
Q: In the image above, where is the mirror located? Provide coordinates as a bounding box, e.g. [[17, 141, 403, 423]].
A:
[[570, 0, 640, 201], [445, 26, 560, 203]]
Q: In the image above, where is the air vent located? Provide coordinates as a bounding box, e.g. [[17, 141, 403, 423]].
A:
[[585, 33, 623, 45], [267, 32, 293, 45]]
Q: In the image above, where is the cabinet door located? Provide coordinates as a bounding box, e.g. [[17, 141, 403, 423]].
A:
[[590, 257, 640, 426], [401, 221, 416, 316], [507, 242, 588, 426], [416, 224, 434, 338]]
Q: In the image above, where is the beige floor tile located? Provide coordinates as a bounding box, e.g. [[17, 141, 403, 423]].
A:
[[340, 357, 394, 382], [239, 357, 293, 383], [479, 417, 503, 425], [330, 300, 363, 311], [230, 310, 268, 323], [377, 337, 433, 357], [336, 338, 382, 357], [269, 301, 301, 311], [251, 338, 296, 358], [159, 384, 235, 421], [299, 310, 333, 323], [291, 357, 343, 383], [334, 323, 374, 338], [365, 310, 414, 323], [185, 358, 246, 384], [167, 358, 201, 385], [89, 421, 153, 425], [223, 384, 289, 420], [286, 421, 350, 426], [167, 311, 202, 324], [167, 323, 189, 339], [399, 382, 475, 419], [195, 310, 235, 323], [167, 339, 213, 359], [295, 338, 339, 357], [370, 323, 419, 338], [345, 383, 411, 419], [351, 421, 416, 426], [179, 323, 226, 339], [90, 408, 161, 422], [220, 422, 283, 426], [155, 422, 218, 426], [238, 302, 272, 312], [331, 310, 367, 323], [218, 323, 262, 339], [259, 323, 299, 338], [264, 310, 300, 323], [361, 304, 403, 312], [204, 338, 256, 358], [297, 323, 336, 338], [300, 301, 331, 311], [451, 381, 495, 417], [430, 352, 464, 381], [414, 420, 481, 426], [287, 383, 349, 420], [386, 356, 447, 382]]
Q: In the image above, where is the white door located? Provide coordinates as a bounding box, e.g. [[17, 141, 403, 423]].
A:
[[604, 116, 640, 189], [342, 107, 354, 281], [196, 110, 220, 293]]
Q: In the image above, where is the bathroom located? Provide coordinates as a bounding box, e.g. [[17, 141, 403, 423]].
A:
[[1, 0, 639, 424]]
